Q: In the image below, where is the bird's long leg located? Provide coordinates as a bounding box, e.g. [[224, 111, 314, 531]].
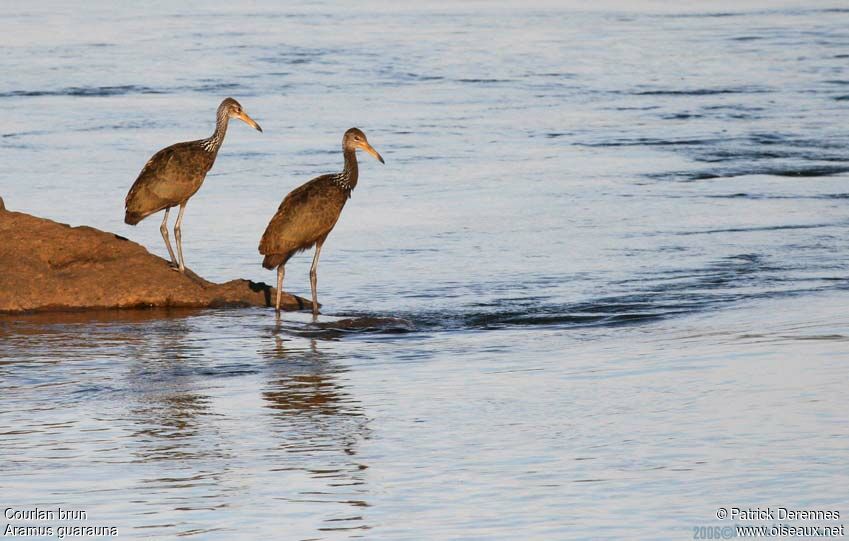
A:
[[309, 239, 325, 320], [173, 202, 187, 273], [275, 264, 285, 315], [159, 207, 178, 268]]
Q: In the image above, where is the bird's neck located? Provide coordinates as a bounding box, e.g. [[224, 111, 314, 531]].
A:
[[202, 110, 229, 153], [336, 148, 359, 191]]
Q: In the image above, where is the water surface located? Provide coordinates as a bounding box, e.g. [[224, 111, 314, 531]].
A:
[[2, 1, 849, 539]]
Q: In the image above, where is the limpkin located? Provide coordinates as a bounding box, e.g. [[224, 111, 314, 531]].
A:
[[124, 97, 262, 272], [259, 127, 384, 316]]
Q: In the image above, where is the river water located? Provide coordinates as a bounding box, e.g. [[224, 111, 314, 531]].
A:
[[2, 1, 849, 539]]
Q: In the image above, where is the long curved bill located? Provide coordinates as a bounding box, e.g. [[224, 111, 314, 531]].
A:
[[363, 142, 384, 164], [237, 111, 263, 132]]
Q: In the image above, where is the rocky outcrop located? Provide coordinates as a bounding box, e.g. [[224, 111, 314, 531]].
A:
[[0, 202, 312, 313]]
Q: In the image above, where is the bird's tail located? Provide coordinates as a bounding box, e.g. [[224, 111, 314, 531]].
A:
[[262, 253, 292, 270], [262, 250, 298, 270], [124, 210, 144, 225]]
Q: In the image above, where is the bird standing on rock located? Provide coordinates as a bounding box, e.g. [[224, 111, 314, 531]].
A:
[[259, 128, 384, 317], [124, 98, 262, 272]]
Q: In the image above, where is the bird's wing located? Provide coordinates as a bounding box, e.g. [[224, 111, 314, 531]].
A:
[[125, 142, 209, 214], [259, 175, 345, 255]]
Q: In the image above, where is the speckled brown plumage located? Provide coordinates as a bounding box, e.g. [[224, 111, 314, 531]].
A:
[[259, 127, 384, 315], [124, 97, 262, 272], [124, 141, 216, 225], [259, 173, 348, 269]]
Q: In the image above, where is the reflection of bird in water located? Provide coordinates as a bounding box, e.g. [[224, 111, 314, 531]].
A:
[[261, 334, 370, 518], [133, 393, 211, 439], [123, 317, 223, 462], [262, 333, 369, 460], [262, 332, 360, 420], [259, 128, 384, 316], [264, 370, 345, 416], [124, 98, 263, 272]]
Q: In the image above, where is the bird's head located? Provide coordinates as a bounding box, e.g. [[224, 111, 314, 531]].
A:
[[220, 97, 263, 132], [343, 127, 384, 164]]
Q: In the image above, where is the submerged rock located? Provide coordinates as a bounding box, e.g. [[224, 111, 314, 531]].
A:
[[313, 316, 416, 332], [0, 203, 312, 314]]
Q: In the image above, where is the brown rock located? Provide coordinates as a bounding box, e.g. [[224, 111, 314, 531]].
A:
[[0, 208, 312, 313]]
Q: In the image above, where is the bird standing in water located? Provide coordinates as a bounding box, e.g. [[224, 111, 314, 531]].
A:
[[259, 128, 384, 317], [124, 97, 262, 272]]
